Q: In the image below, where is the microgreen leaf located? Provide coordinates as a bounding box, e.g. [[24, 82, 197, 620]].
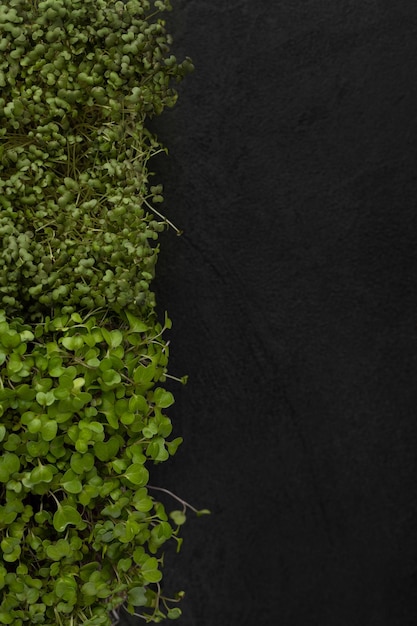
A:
[[46, 539, 72, 561], [153, 387, 175, 408], [93, 437, 121, 462], [170, 510, 187, 526], [141, 557, 162, 583], [0, 0, 200, 618], [127, 586, 148, 607], [123, 463, 149, 486], [53, 505, 83, 532]]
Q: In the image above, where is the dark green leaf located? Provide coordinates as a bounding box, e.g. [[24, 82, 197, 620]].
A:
[[53, 505, 83, 532], [127, 586, 147, 607]]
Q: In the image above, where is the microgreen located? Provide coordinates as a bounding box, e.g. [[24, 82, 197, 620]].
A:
[[0, 309, 207, 624], [0, 1, 208, 625], [0, 0, 193, 319]]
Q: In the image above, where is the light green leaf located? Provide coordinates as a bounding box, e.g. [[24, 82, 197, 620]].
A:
[[129, 394, 149, 413], [141, 557, 162, 583], [41, 420, 58, 441], [86, 357, 100, 367], [156, 521, 173, 541], [93, 437, 121, 462], [27, 417, 42, 434], [36, 391, 55, 407], [81, 581, 98, 597], [100, 328, 112, 346], [166, 437, 183, 456], [72, 377, 85, 392], [116, 558, 132, 573], [46, 539, 72, 561], [133, 489, 153, 513], [126, 311, 149, 333], [153, 387, 174, 408], [120, 412, 135, 425], [170, 510, 187, 526], [147, 438, 169, 462], [1, 331, 20, 348], [123, 463, 149, 487], [101, 369, 121, 386], [61, 336, 84, 351], [48, 356, 65, 377], [30, 465, 54, 484], [112, 459, 128, 474], [142, 421, 158, 438], [61, 478, 83, 494], [55, 576, 77, 603], [7, 353, 23, 375], [109, 330, 123, 348], [133, 363, 156, 385]]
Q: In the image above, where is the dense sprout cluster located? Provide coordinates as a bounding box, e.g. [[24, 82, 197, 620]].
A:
[[0, 310, 190, 625], [0, 0, 193, 315], [0, 1, 202, 625]]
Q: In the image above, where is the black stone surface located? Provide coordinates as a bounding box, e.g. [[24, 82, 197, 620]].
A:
[[120, 1, 417, 625]]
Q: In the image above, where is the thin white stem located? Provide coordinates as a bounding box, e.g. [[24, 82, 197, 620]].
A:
[[142, 197, 182, 235], [147, 485, 199, 514]]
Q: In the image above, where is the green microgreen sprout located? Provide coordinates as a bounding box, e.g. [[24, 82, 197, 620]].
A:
[[0, 1, 204, 624]]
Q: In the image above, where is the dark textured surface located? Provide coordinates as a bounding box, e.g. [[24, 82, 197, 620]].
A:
[[121, 1, 417, 625]]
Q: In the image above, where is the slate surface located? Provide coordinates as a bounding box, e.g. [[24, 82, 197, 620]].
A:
[[120, 1, 417, 625]]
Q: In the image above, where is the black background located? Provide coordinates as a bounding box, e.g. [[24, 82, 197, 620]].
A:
[[122, 1, 417, 625]]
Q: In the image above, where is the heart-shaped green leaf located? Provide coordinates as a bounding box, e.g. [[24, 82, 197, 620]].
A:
[[141, 557, 162, 583], [30, 464, 54, 484], [70, 452, 95, 474], [0, 454, 20, 482], [41, 420, 58, 441], [153, 388, 174, 408], [61, 336, 84, 351], [127, 586, 147, 607], [128, 394, 149, 414], [93, 437, 121, 462], [133, 363, 156, 385], [123, 463, 149, 487], [55, 576, 77, 603], [46, 539, 72, 561], [48, 357, 65, 377], [126, 311, 149, 333], [7, 353, 23, 375], [53, 505, 83, 532]]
